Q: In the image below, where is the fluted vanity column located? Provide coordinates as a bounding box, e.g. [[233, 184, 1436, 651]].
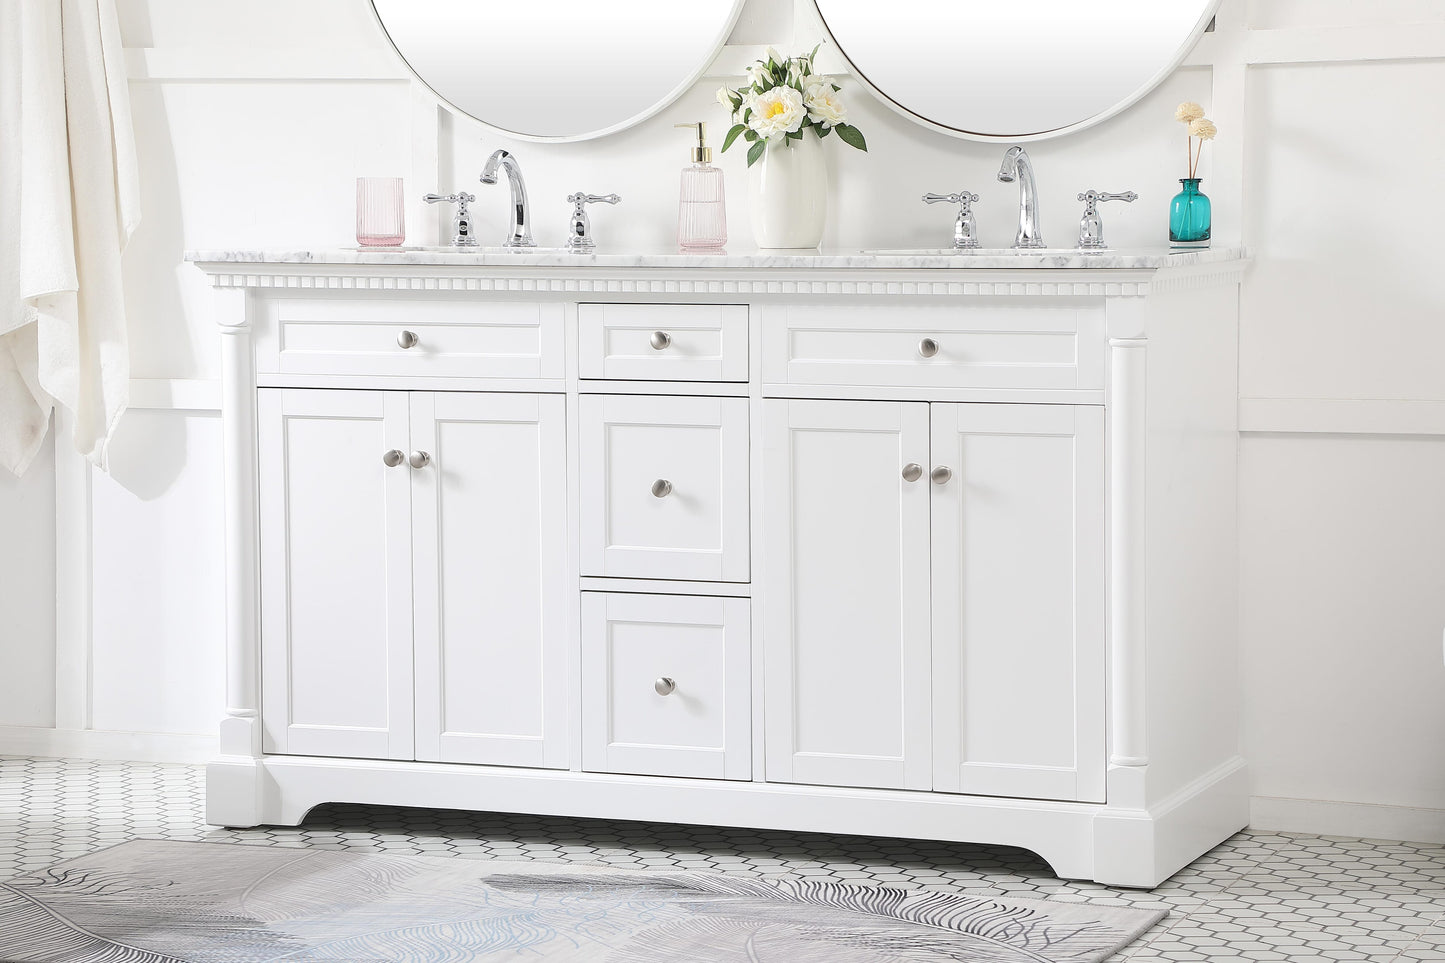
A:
[[208, 284, 263, 827], [1108, 337, 1148, 771]]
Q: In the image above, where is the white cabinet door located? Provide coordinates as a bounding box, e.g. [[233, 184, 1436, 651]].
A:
[[762, 399, 933, 791], [258, 388, 414, 760], [930, 403, 1106, 802], [581, 593, 751, 780], [580, 394, 750, 582], [410, 392, 569, 768]]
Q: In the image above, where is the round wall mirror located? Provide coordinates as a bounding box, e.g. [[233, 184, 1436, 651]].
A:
[[812, 0, 1221, 141], [372, 0, 746, 142]]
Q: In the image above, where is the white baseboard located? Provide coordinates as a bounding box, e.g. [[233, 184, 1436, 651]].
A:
[[0, 726, 216, 764], [1251, 795, 1445, 844]]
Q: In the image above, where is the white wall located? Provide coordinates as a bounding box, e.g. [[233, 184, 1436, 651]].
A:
[[5, 0, 1442, 842], [0, 433, 55, 729]]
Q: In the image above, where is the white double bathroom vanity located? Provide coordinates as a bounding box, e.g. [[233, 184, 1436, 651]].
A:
[[195, 248, 1247, 887]]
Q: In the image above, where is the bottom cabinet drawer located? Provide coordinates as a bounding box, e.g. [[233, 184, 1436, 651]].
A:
[[582, 593, 751, 780]]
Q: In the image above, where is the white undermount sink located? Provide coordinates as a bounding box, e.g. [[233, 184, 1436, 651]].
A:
[[861, 247, 1098, 256], [398, 245, 573, 254]]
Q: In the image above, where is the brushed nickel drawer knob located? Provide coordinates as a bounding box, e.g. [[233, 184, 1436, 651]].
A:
[[901, 463, 923, 482], [382, 449, 405, 468], [654, 677, 676, 696], [918, 337, 940, 358], [397, 330, 420, 349], [649, 330, 672, 350], [931, 465, 953, 485], [651, 478, 673, 498], [408, 450, 431, 469]]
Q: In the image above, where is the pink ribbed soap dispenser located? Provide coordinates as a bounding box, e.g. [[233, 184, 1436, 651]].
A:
[[674, 122, 726, 251]]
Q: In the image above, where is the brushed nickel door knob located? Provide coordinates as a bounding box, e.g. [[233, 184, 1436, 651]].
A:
[[918, 337, 940, 358], [654, 677, 676, 696], [382, 449, 405, 467], [901, 463, 923, 482], [397, 330, 420, 349], [649, 330, 672, 350], [408, 450, 431, 469], [931, 465, 953, 485], [651, 478, 673, 498]]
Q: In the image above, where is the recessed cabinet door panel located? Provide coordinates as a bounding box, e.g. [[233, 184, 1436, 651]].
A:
[[581, 592, 751, 780], [410, 392, 568, 769], [258, 388, 414, 760], [930, 403, 1105, 803], [580, 395, 749, 582], [762, 399, 932, 791]]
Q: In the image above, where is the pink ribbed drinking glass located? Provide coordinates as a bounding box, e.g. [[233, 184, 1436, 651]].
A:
[[356, 177, 405, 246]]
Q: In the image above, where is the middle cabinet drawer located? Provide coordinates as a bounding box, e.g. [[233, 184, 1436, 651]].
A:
[[580, 395, 750, 582]]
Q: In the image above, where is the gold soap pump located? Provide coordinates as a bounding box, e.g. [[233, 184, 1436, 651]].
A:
[[674, 122, 726, 251]]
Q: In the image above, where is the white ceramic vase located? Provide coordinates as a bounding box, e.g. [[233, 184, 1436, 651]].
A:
[[748, 132, 827, 250]]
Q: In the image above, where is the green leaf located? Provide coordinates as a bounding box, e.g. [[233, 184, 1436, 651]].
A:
[[835, 123, 867, 151], [746, 140, 767, 167], [743, 128, 758, 143], [721, 123, 748, 153], [809, 43, 821, 64], [816, 124, 832, 139], [786, 129, 803, 141]]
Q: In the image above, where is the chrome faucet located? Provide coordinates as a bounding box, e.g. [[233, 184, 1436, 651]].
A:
[[479, 149, 535, 248], [997, 146, 1045, 249]]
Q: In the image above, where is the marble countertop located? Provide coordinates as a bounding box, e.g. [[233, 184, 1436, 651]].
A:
[[189, 246, 1247, 271]]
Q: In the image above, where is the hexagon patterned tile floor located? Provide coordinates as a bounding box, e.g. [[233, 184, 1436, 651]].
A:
[[0, 756, 1441, 961]]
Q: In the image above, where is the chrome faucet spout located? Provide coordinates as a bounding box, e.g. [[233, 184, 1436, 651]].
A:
[[479, 148, 535, 248], [998, 146, 1045, 249]]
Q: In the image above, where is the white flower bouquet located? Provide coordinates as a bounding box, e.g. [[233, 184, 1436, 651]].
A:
[[717, 46, 867, 166]]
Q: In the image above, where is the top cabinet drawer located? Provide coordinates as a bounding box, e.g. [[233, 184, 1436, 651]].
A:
[[579, 304, 748, 382], [257, 299, 564, 380], [762, 302, 1103, 391]]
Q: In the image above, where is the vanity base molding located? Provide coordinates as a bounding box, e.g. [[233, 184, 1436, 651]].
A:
[[208, 754, 1247, 888]]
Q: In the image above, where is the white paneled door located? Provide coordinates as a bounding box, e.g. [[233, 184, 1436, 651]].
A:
[[259, 388, 568, 767], [763, 398, 1104, 800], [762, 399, 933, 791], [929, 403, 1106, 803], [410, 392, 569, 768], [258, 388, 415, 760]]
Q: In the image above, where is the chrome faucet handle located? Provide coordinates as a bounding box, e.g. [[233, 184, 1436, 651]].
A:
[[424, 192, 478, 247], [922, 191, 981, 249], [565, 192, 622, 254], [1076, 189, 1138, 250]]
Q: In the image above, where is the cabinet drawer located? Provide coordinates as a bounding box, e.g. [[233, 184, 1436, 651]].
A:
[[257, 298, 563, 379], [579, 303, 748, 382], [580, 395, 750, 582], [582, 592, 750, 780], [762, 302, 1103, 390]]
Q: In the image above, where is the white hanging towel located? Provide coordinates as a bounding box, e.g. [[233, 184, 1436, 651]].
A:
[[0, 0, 140, 475]]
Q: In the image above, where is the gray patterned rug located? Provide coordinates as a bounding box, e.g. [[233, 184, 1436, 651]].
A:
[[0, 840, 1163, 962]]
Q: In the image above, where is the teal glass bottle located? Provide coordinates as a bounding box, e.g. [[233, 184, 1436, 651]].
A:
[[1169, 178, 1211, 246]]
